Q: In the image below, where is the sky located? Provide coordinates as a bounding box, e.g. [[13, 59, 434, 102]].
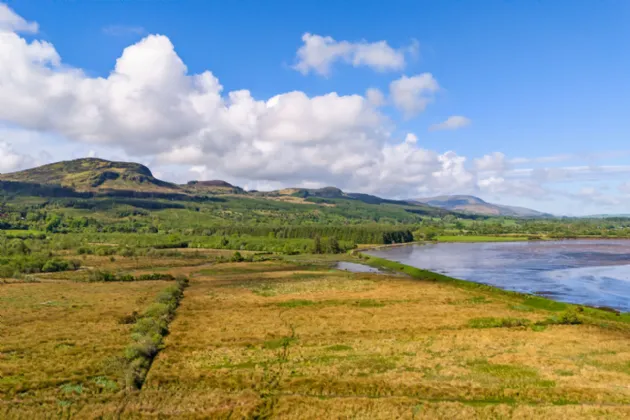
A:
[[0, 0, 629, 215]]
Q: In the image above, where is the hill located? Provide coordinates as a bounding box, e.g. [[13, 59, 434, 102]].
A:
[[0, 158, 453, 223], [184, 180, 245, 194], [413, 195, 551, 217], [0, 158, 179, 194], [270, 187, 440, 210]]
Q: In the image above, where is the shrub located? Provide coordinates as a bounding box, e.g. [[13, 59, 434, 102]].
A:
[[88, 271, 176, 282], [88, 270, 117, 282], [537, 309, 583, 326], [468, 317, 532, 329], [136, 273, 175, 281], [42, 258, 80, 273], [121, 276, 189, 389]]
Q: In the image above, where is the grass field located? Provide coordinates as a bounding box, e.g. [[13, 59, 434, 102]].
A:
[[0, 278, 171, 417], [2, 254, 630, 418]]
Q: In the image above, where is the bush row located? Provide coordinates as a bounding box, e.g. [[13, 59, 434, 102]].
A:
[[0, 255, 80, 278], [123, 276, 189, 389], [87, 270, 175, 282]]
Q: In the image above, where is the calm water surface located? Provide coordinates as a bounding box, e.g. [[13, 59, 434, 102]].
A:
[[336, 261, 383, 273], [366, 240, 630, 312]]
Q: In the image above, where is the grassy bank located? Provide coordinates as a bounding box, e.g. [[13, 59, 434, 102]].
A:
[[358, 253, 630, 325]]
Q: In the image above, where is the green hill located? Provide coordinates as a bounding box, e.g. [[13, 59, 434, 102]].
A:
[[0, 158, 180, 193], [184, 180, 245, 195], [0, 158, 448, 220]]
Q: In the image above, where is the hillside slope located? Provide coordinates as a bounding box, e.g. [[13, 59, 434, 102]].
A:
[[413, 195, 551, 217], [0, 158, 180, 193], [184, 180, 245, 194]]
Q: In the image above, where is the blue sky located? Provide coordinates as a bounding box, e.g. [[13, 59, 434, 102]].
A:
[[1, 0, 629, 215]]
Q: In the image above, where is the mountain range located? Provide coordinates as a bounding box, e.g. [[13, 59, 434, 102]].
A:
[[0, 158, 550, 218], [412, 195, 552, 217]]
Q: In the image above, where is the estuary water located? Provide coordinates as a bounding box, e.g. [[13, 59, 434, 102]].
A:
[[365, 240, 630, 312]]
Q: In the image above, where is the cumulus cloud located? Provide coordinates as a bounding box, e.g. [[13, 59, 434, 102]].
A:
[[0, 6, 478, 198], [0, 141, 31, 173], [404, 133, 418, 144], [366, 88, 385, 107], [477, 176, 548, 198], [474, 152, 510, 173], [0, 3, 38, 33], [389, 73, 439, 118], [1, 4, 628, 214], [429, 115, 471, 131], [293, 33, 414, 76]]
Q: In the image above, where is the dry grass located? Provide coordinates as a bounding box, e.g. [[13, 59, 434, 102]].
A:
[[0, 278, 170, 418], [140, 259, 630, 418], [2, 257, 630, 418]]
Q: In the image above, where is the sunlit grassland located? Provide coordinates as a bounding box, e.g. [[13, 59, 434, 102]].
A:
[[133, 258, 630, 418], [2, 253, 630, 418], [0, 277, 170, 417]]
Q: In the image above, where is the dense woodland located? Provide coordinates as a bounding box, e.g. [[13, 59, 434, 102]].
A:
[[1, 190, 630, 278]]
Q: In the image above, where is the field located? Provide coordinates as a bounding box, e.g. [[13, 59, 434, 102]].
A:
[[2, 252, 630, 418]]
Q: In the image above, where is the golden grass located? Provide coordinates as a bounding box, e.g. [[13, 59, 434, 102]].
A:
[[3, 257, 630, 418], [0, 277, 171, 418], [139, 259, 630, 418]]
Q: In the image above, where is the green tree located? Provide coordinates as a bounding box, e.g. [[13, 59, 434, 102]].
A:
[[313, 235, 323, 254], [326, 236, 341, 254]]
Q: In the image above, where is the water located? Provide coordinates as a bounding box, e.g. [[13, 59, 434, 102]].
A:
[[365, 240, 630, 312], [336, 261, 383, 273]]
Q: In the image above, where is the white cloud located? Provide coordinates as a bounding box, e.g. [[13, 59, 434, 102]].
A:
[[0, 5, 629, 215], [389, 73, 439, 118], [0, 7, 475, 198], [293, 33, 413, 76], [619, 182, 630, 195], [0, 4, 38, 33], [475, 152, 510, 173], [0, 141, 31, 173], [429, 115, 471, 131], [366, 88, 385, 107], [477, 176, 549, 198], [404, 133, 418, 144]]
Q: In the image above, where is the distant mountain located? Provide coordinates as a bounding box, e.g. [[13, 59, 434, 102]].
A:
[[583, 214, 630, 219], [0, 159, 442, 216], [271, 187, 438, 212], [0, 158, 179, 193], [412, 195, 551, 217], [1, 159, 527, 219]]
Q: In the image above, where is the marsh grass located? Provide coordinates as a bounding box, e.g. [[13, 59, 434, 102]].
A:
[[4, 255, 630, 418], [0, 277, 168, 416]]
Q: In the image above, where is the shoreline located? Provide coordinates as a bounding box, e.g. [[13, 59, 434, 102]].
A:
[[354, 235, 630, 253], [353, 250, 630, 315]]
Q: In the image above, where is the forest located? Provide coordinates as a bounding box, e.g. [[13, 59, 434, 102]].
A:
[[0, 191, 629, 279]]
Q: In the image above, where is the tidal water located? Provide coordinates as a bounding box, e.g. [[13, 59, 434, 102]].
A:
[[366, 240, 630, 312]]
